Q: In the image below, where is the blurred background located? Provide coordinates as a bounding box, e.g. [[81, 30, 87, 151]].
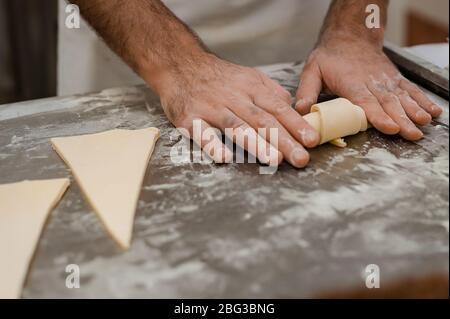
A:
[[0, 0, 448, 104]]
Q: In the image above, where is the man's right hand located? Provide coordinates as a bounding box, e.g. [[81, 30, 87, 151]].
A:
[[153, 54, 320, 168], [71, 0, 319, 167]]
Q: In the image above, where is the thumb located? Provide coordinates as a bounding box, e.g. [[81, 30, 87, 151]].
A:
[[295, 62, 322, 115]]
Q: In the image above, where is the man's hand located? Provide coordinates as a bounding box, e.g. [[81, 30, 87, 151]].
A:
[[296, 0, 442, 141], [157, 53, 320, 167], [72, 0, 319, 168]]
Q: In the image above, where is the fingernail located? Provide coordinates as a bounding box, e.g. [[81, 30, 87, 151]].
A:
[[412, 130, 423, 141], [270, 151, 283, 166], [416, 110, 428, 117], [431, 105, 443, 116], [416, 110, 432, 122], [260, 149, 281, 166], [386, 119, 400, 134], [404, 127, 423, 141], [295, 98, 309, 107], [299, 128, 320, 147], [259, 154, 270, 165], [295, 99, 304, 107], [290, 148, 309, 168], [223, 150, 234, 164]]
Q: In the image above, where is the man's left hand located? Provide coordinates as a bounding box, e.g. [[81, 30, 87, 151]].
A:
[[295, 37, 442, 141]]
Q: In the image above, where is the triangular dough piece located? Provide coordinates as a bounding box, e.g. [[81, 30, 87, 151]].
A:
[[0, 178, 70, 299], [51, 128, 160, 249]]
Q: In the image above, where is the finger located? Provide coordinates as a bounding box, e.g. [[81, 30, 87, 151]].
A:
[[226, 100, 310, 168], [182, 118, 234, 163], [253, 93, 320, 148], [352, 93, 400, 135], [295, 62, 322, 115], [207, 110, 282, 166], [368, 85, 423, 141], [399, 79, 443, 117], [396, 90, 432, 126]]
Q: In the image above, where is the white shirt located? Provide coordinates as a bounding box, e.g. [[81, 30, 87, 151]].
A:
[[58, 0, 331, 95]]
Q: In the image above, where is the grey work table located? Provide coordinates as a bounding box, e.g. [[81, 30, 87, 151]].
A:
[[0, 63, 448, 298]]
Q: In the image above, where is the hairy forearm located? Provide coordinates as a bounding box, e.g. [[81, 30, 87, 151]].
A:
[[318, 0, 389, 48], [70, 0, 211, 94]]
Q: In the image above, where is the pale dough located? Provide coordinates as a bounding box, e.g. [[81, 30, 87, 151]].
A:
[[303, 98, 368, 147], [0, 178, 69, 299], [51, 128, 160, 249]]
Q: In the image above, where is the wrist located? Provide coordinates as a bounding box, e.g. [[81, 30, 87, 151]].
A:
[[137, 36, 214, 97], [318, 0, 386, 51], [151, 51, 219, 98], [318, 26, 385, 52]]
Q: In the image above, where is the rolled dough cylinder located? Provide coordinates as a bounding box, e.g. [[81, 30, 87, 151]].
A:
[[303, 98, 368, 147]]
